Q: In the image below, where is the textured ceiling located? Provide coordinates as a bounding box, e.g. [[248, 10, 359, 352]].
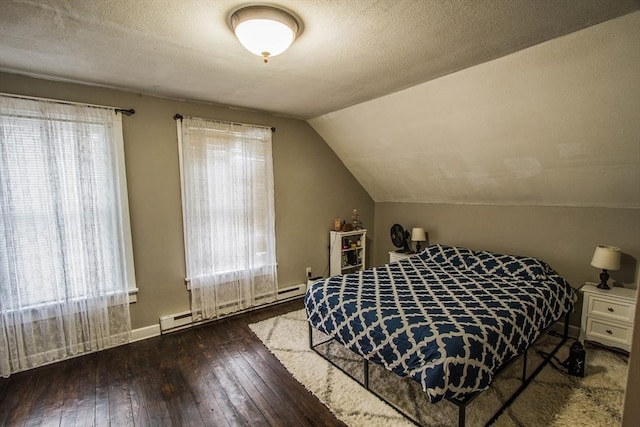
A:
[[0, 1, 638, 208], [310, 12, 640, 207], [0, 0, 637, 120]]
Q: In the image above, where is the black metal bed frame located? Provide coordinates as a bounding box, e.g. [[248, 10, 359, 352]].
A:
[[309, 310, 570, 427]]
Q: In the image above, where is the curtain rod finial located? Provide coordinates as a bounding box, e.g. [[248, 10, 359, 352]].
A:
[[116, 108, 135, 116]]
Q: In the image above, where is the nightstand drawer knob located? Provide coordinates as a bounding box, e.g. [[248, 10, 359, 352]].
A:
[[606, 329, 613, 334], [608, 307, 614, 312]]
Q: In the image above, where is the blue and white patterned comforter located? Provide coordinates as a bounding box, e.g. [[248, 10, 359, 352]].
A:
[[304, 245, 574, 403]]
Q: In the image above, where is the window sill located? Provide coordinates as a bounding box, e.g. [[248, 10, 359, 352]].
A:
[[129, 288, 139, 303]]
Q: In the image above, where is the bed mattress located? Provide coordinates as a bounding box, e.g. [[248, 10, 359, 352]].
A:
[[304, 245, 574, 403]]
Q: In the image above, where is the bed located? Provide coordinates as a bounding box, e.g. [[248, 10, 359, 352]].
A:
[[305, 244, 574, 426]]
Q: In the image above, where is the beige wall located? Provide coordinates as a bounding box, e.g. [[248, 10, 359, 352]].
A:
[[623, 288, 640, 425], [374, 202, 640, 324], [0, 72, 374, 329]]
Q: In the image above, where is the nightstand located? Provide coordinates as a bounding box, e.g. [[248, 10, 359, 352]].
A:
[[579, 283, 636, 352], [389, 251, 413, 263]]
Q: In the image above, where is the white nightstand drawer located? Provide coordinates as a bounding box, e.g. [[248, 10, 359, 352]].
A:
[[579, 283, 637, 353], [586, 317, 632, 346], [587, 296, 634, 323]]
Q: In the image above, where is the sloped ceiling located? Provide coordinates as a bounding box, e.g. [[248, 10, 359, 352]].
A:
[[309, 12, 640, 207], [0, 1, 638, 207]]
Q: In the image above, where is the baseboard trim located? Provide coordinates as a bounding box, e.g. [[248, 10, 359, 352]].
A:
[[131, 324, 161, 342], [159, 283, 306, 334], [132, 285, 306, 339]]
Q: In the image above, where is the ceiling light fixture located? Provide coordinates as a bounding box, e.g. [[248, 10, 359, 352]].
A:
[[229, 5, 300, 63]]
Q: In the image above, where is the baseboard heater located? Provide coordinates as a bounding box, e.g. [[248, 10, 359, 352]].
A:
[[159, 283, 306, 334]]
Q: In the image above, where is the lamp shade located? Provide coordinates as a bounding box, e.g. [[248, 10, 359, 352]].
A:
[[230, 6, 299, 62], [590, 245, 621, 271], [411, 228, 427, 242]]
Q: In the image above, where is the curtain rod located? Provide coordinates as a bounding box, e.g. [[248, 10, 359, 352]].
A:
[[174, 114, 275, 133], [0, 92, 135, 116]]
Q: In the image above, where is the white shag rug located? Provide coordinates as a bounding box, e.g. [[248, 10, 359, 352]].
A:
[[249, 309, 628, 427]]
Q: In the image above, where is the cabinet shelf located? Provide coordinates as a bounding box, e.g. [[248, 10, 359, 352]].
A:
[[342, 263, 363, 269], [330, 229, 366, 276], [342, 247, 363, 253]]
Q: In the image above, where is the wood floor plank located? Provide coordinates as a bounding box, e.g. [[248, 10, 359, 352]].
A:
[[171, 328, 233, 426], [1, 368, 41, 426], [0, 377, 10, 426], [162, 319, 246, 424], [104, 345, 135, 426], [184, 346, 241, 426], [94, 347, 111, 427], [243, 334, 347, 427], [193, 327, 269, 425], [127, 338, 173, 426], [0, 298, 345, 427], [156, 340, 206, 427], [217, 338, 297, 427], [56, 355, 91, 427], [20, 365, 51, 427], [123, 339, 152, 426], [43, 360, 79, 425], [232, 335, 319, 426], [62, 354, 98, 427]]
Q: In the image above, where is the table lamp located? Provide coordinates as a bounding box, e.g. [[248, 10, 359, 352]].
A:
[[590, 245, 620, 290], [411, 228, 427, 253]]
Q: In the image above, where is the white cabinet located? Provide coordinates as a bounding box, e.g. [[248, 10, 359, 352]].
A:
[[389, 251, 412, 263], [579, 283, 636, 352], [330, 229, 366, 276]]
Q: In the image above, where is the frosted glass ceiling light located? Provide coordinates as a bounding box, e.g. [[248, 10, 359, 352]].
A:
[[230, 5, 300, 63]]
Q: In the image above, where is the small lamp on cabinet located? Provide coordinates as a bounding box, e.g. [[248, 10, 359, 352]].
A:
[[411, 228, 427, 253], [590, 245, 620, 290]]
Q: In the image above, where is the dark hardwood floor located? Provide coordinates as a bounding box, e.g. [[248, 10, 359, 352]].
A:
[[0, 299, 346, 426]]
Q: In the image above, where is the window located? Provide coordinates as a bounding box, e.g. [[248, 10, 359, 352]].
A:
[[0, 94, 135, 377], [177, 116, 277, 320]]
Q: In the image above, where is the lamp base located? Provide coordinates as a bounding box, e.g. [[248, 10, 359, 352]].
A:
[[597, 269, 610, 290]]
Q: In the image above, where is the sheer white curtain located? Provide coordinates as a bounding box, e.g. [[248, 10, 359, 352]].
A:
[[178, 116, 278, 321], [0, 95, 134, 377]]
